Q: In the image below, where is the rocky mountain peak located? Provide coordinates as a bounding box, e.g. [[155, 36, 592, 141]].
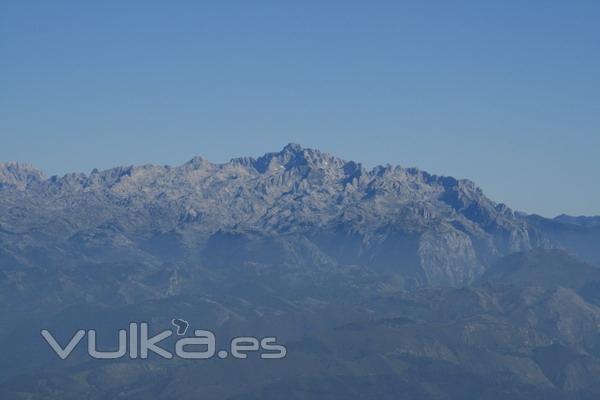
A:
[[0, 162, 46, 189], [251, 143, 343, 173], [183, 155, 211, 169]]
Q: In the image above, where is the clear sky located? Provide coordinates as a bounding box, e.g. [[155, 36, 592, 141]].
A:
[[1, 1, 598, 217]]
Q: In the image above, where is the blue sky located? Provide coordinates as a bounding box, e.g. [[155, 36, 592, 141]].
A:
[[1, 1, 598, 217]]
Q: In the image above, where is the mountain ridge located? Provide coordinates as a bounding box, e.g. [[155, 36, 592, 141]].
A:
[[2, 145, 600, 399], [1, 143, 480, 188], [0, 143, 548, 287]]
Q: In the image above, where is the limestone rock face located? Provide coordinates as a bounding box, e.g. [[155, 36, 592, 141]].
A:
[[0, 144, 546, 286], [3, 145, 600, 399]]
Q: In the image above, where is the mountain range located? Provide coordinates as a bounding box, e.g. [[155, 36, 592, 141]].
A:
[[1, 144, 599, 399]]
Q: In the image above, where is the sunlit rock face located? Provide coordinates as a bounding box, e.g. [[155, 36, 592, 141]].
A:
[[0, 144, 547, 287]]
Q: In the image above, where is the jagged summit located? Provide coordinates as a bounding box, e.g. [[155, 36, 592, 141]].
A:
[[226, 143, 344, 174], [252, 143, 344, 173], [0, 161, 46, 189], [0, 143, 460, 188]]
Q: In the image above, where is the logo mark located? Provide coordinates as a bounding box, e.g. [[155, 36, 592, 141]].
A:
[[171, 318, 189, 335]]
